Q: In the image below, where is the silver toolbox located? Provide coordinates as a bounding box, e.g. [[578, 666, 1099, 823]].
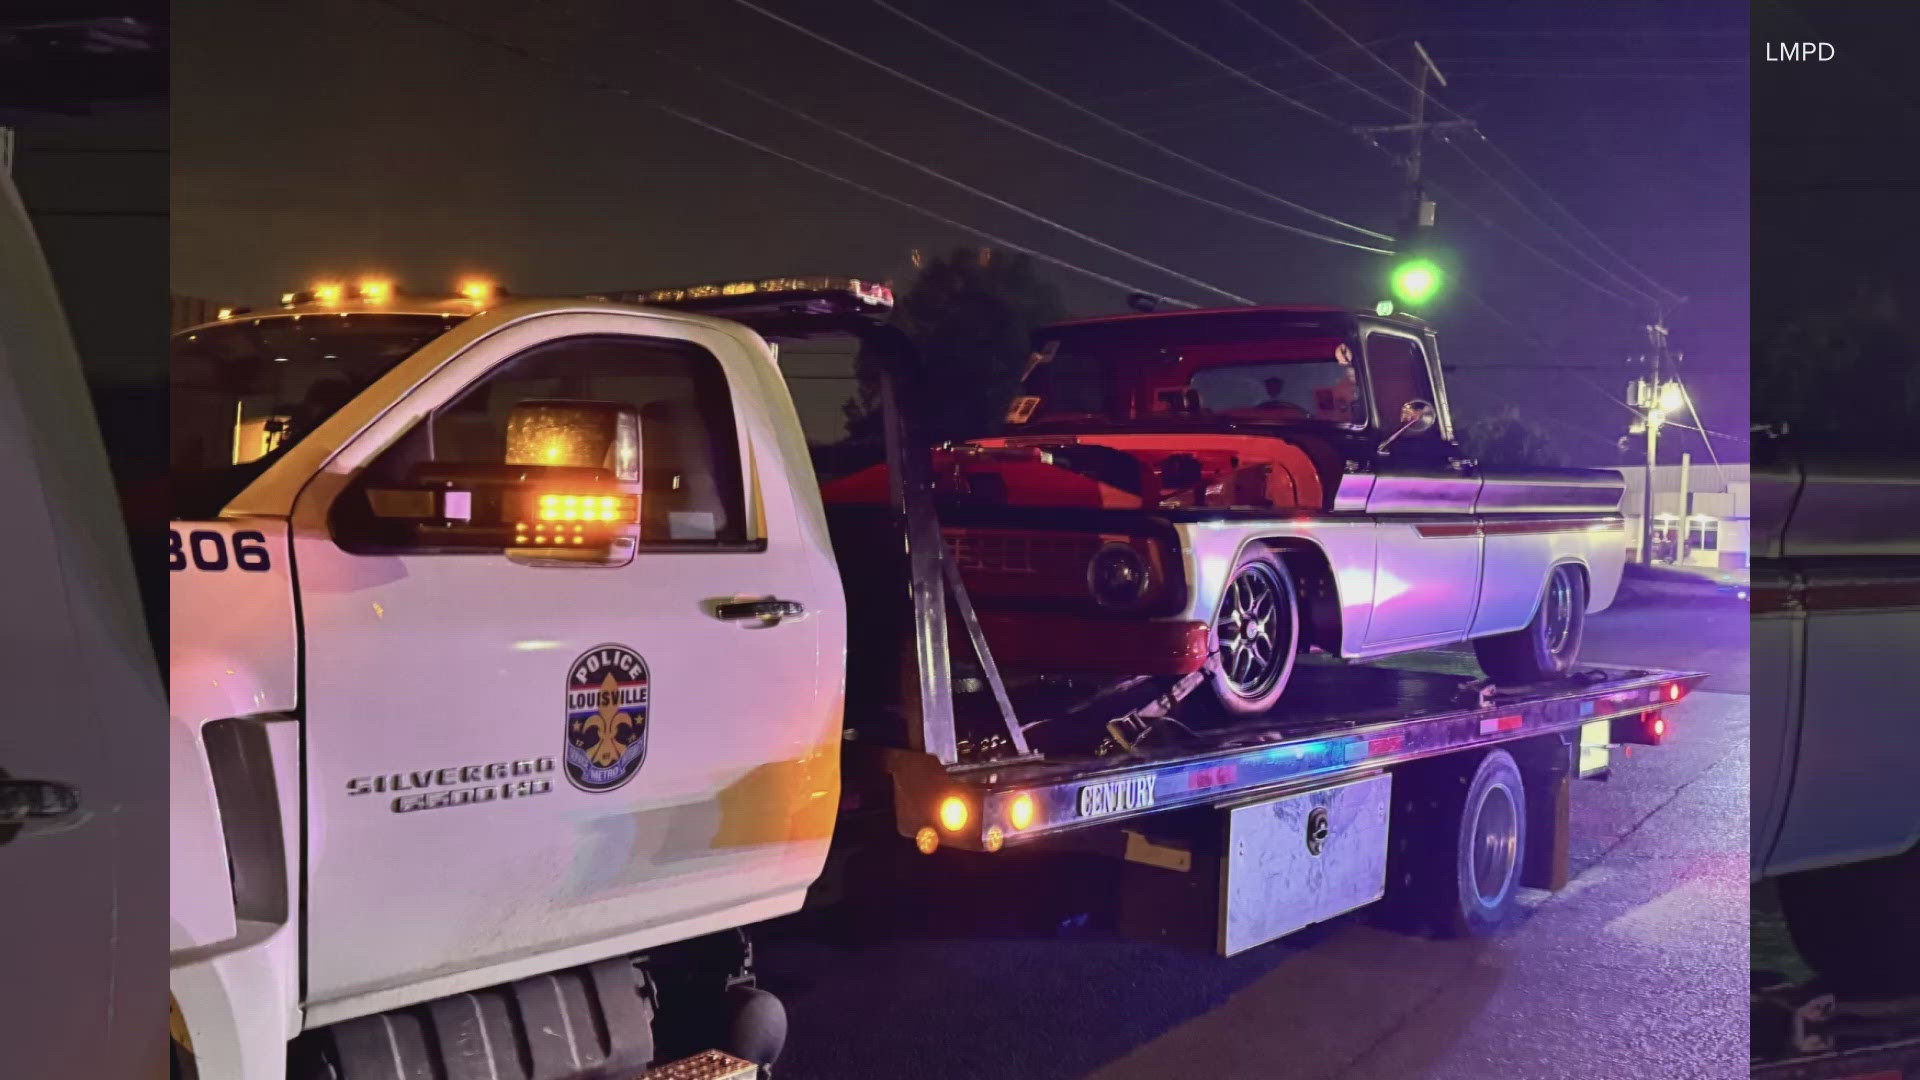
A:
[[1218, 772, 1393, 956]]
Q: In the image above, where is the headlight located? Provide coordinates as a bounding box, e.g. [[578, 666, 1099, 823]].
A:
[[1087, 542, 1151, 609]]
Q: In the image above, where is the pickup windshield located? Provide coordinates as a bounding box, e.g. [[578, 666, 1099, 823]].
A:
[[170, 312, 466, 519], [1015, 310, 1365, 428]]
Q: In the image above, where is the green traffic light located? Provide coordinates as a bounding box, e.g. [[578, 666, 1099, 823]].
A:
[[1390, 258, 1443, 306]]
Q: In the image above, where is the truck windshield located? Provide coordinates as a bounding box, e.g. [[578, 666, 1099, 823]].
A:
[[1017, 310, 1363, 427], [170, 312, 465, 519]]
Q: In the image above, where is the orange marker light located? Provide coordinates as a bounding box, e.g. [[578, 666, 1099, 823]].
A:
[[1009, 793, 1035, 831], [938, 796, 969, 832]]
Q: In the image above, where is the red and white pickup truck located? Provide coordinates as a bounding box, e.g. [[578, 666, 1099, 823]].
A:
[[825, 304, 1629, 715]]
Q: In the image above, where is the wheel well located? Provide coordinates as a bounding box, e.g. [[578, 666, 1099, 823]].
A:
[[1549, 559, 1591, 614], [1253, 538, 1342, 653]]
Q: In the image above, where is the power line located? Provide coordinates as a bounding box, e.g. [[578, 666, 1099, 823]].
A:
[[1105, 0, 1360, 134], [866, 0, 1392, 242], [360, 0, 1207, 307], [1293, 0, 1684, 306], [1078, 31, 1408, 106], [1218, 0, 1411, 122], [1425, 174, 1647, 308], [1102, 3, 1654, 310], [1442, 140, 1666, 308], [1468, 134, 1685, 304], [656, 49, 1252, 304], [730, 0, 1395, 255]]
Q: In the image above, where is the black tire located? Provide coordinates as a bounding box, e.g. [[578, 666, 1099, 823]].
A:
[[722, 985, 788, 1067], [1473, 564, 1587, 685], [1380, 749, 1528, 938], [1777, 844, 1920, 998], [1205, 548, 1298, 716]]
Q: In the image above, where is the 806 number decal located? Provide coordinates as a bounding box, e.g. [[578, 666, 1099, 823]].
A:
[[169, 529, 272, 572]]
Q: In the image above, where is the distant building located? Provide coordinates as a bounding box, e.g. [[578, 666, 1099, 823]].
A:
[[171, 295, 225, 333], [1610, 460, 1751, 570]]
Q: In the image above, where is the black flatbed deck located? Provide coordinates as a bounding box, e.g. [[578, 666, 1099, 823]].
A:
[[892, 660, 1704, 852]]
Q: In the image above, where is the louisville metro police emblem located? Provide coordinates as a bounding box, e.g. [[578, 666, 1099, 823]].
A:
[[564, 644, 650, 792]]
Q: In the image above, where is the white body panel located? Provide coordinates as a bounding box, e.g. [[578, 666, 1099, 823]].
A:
[[1173, 514, 1620, 661], [1, 167, 167, 1079], [169, 520, 299, 951], [1365, 523, 1479, 646], [170, 719, 305, 1080], [285, 307, 843, 1017]]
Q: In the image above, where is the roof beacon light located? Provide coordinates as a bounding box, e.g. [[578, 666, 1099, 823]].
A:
[[460, 279, 496, 303], [359, 279, 393, 303], [313, 283, 344, 305]]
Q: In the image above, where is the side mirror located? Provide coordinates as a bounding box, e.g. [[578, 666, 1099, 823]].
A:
[[1378, 398, 1436, 452], [356, 399, 642, 564]]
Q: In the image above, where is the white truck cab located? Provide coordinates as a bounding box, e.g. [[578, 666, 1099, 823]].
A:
[[170, 291, 846, 1078]]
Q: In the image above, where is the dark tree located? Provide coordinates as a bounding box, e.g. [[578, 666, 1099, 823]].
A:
[[1460, 407, 1569, 468], [843, 247, 1066, 447]]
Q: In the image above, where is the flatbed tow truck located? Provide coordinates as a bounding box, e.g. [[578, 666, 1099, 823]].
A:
[[168, 277, 1704, 1078]]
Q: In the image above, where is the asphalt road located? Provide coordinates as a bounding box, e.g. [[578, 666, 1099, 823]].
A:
[[755, 593, 1751, 1079]]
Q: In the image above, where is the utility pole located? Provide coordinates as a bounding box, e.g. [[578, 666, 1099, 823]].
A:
[[1403, 42, 1442, 241], [1628, 318, 1682, 565], [1353, 43, 1475, 309]]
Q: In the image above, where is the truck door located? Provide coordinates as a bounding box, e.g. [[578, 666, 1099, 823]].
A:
[[1360, 328, 1481, 647], [1, 172, 164, 1078], [1763, 453, 1920, 876], [292, 312, 842, 1012]]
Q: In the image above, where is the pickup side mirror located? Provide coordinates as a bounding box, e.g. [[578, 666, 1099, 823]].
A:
[[1377, 398, 1437, 453], [351, 400, 643, 564]]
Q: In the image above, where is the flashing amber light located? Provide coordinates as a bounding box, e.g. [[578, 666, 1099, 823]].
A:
[[313, 284, 344, 304], [535, 492, 637, 525], [360, 279, 393, 303], [460, 279, 495, 302], [1008, 793, 1035, 831], [914, 827, 939, 854], [938, 796, 969, 833]]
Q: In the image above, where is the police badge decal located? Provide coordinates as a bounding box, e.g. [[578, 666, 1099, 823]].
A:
[[564, 644, 650, 792]]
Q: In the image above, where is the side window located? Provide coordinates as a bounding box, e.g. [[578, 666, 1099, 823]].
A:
[[1363, 333, 1437, 428], [356, 334, 749, 548]]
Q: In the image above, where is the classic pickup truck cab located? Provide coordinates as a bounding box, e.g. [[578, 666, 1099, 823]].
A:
[[824, 305, 1628, 713]]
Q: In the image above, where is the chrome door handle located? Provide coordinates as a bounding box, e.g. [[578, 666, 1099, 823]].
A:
[[0, 777, 85, 845], [714, 599, 805, 621]]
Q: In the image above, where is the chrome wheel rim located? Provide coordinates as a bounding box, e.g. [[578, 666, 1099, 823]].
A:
[[1215, 561, 1289, 699], [1543, 569, 1576, 656], [1470, 781, 1520, 906]]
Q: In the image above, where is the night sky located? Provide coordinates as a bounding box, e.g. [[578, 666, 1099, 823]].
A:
[[174, 0, 1746, 460]]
